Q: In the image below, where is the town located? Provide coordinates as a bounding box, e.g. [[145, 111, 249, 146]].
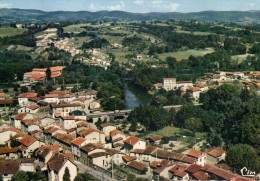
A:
[[0, 2, 260, 181]]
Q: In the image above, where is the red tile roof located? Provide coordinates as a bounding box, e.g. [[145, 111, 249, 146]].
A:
[[15, 113, 28, 120], [80, 143, 103, 153], [189, 87, 201, 92], [28, 104, 39, 110], [207, 147, 225, 158], [150, 161, 160, 168], [48, 153, 75, 172], [142, 145, 158, 155], [0, 160, 20, 174], [61, 116, 75, 120], [89, 152, 108, 158], [204, 165, 235, 180], [127, 160, 147, 171], [18, 93, 38, 98], [122, 155, 137, 162], [110, 129, 125, 137], [77, 128, 103, 137], [186, 149, 204, 158], [71, 137, 86, 147], [0, 92, 5, 97], [149, 135, 162, 142], [0, 147, 18, 155], [186, 164, 202, 174], [130, 149, 144, 154], [124, 136, 142, 146], [192, 171, 209, 180], [19, 135, 37, 147], [169, 164, 188, 178]]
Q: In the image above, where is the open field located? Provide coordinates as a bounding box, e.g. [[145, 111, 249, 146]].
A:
[[159, 48, 214, 61], [0, 27, 26, 37], [63, 24, 88, 33], [231, 53, 254, 63]]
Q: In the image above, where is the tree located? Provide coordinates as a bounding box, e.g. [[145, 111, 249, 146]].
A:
[[226, 144, 260, 173], [32, 171, 47, 181], [95, 118, 102, 130], [63, 167, 71, 181], [184, 117, 203, 132], [20, 86, 29, 93], [11, 171, 28, 181], [166, 56, 176, 68], [46, 67, 51, 80], [0, 174, 3, 181]]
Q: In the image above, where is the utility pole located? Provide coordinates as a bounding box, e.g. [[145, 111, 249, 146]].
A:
[[111, 155, 114, 180]]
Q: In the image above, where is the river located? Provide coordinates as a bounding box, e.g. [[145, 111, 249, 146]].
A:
[[125, 84, 151, 109]]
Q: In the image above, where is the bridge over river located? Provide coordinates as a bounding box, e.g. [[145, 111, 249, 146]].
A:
[[86, 103, 203, 119]]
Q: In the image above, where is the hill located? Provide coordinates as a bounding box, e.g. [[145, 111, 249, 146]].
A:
[[0, 8, 260, 23]]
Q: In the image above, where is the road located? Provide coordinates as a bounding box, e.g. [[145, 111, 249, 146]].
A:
[[75, 161, 118, 181]]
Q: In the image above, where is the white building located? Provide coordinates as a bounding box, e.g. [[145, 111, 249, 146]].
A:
[[163, 78, 177, 91]]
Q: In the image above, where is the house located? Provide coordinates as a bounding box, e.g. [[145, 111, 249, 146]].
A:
[[77, 90, 97, 99], [0, 147, 19, 159], [188, 87, 202, 102], [51, 103, 83, 117], [39, 117, 56, 127], [141, 145, 158, 164], [0, 92, 5, 99], [127, 160, 148, 174], [169, 164, 189, 181], [50, 66, 65, 78], [71, 137, 88, 160], [77, 128, 105, 144], [89, 100, 101, 112], [79, 143, 104, 165], [184, 149, 207, 166], [153, 165, 173, 180], [18, 93, 38, 106], [101, 123, 117, 137], [18, 135, 44, 158], [124, 136, 146, 153], [52, 133, 75, 152], [110, 129, 126, 149], [0, 99, 14, 108], [13, 113, 34, 129], [186, 164, 209, 180], [18, 104, 40, 113], [0, 127, 20, 145], [59, 116, 76, 130], [163, 78, 176, 91], [176, 81, 193, 91], [207, 147, 226, 165], [48, 153, 77, 181], [23, 72, 46, 83], [20, 119, 41, 134], [35, 144, 60, 170], [0, 158, 36, 181], [153, 83, 163, 90], [148, 135, 162, 145]]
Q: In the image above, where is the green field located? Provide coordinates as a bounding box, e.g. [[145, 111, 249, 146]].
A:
[[231, 53, 254, 63], [0, 27, 26, 37], [159, 48, 214, 61], [63, 24, 88, 33]]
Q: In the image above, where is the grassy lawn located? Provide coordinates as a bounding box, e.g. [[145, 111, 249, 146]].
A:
[[159, 48, 214, 61], [147, 126, 182, 137], [63, 24, 89, 33], [0, 27, 26, 37], [231, 53, 254, 63]]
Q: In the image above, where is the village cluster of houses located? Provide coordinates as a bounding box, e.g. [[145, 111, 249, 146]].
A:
[[23, 66, 65, 84], [53, 37, 83, 57], [77, 48, 112, 70], [36, 28, 83, 57], [0, 88, 255, 180], [0, 116, 254, 181], [154, 71, 260, 102]]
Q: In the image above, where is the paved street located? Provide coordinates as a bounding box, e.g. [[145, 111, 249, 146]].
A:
[[75, 161, 118, 181]]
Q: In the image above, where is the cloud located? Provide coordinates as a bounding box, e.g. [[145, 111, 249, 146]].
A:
[[107, 0, 125, 11], [169, 3, 179, 12], [0, 2, 11, 8], [133, 0, 144, 5], [89, 1, 125, 11]]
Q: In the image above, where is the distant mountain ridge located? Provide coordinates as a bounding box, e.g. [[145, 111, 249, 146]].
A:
[[0, 8, 260, 23]]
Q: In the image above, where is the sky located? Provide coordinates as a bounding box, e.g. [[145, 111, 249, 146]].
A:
[[0, 0, 260, 13]]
